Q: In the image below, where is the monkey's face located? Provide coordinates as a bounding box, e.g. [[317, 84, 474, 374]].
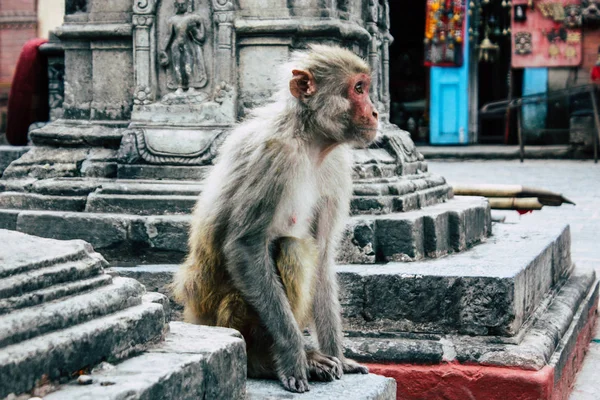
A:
[[347, 73, 379, 145]]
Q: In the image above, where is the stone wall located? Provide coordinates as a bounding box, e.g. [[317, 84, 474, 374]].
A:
[[0, 0, 38, 83]]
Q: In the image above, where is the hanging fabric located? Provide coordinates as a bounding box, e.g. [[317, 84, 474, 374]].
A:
[[424, 0, 467, 66]]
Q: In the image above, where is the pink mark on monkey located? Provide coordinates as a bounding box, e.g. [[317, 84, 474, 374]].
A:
[[289, 215, 298, 225]]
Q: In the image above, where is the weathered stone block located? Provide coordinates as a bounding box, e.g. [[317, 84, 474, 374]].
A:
[[338, 218, 376, 264], [0, 302, 167, 399], [0, 257, 103, 299], [246, 374, 397, 400], [343, 269, 596, 371], [0, 146, 30, 177], [118, 164, 211, 180], [339, 222, 573, 336], [0, 210, 19, 230], [16, 211, 131, 250], [375, 214, 424, 261], [44, 322, 246, 400], [0, 275, 112, 315], [0, 277, 144, 347], [86, 193, 197, 215], [0, 229, 100, 278], [130, 215, 190, 252], [0, 192, 86, 212]]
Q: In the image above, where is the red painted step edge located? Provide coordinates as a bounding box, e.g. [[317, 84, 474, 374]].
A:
[[365, 303, 598, 400]]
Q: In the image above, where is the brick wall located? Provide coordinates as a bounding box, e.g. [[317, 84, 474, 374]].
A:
[[0, 0, 38, 83], [581, 27, 600, 84]]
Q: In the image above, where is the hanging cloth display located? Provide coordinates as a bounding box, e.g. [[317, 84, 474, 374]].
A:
[[424, 0, 467, 67], [511, 0, 583, 68]]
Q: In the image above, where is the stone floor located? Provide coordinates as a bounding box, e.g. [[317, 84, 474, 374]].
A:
[[427, 159, 600, 400]]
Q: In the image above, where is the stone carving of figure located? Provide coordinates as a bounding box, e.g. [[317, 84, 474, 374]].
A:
[[159, 0, 208, 94]]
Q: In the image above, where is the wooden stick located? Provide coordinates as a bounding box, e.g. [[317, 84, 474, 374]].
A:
[[488, 197, 543, 210], [452, 184, 575, 205]]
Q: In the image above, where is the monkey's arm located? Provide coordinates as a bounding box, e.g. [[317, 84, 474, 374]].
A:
[[221, 144, 310, 393], [312, 184, 368, 375]]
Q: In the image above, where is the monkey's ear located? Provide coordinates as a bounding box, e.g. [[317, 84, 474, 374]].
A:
[[289, 69, 317, 99]]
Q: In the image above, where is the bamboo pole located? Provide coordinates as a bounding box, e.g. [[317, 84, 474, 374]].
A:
[[488, 197, 543, 210], [452, 184, 575, 206]]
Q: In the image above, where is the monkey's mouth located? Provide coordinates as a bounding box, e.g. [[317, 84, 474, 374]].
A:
[[354, 126, 379, 145]]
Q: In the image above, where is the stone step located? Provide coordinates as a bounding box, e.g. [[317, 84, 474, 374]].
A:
[[0, 299, 168, 399], [85, 192, 199, 215], [340, 221, 572, 336], [246, 374, 396, 400], [0, 191, 86, 212], [0, 229, 103, 279], [0, 196, 491, 264], [0, 257, 105, 299], [0, 146, 30, 177], [344, 268, 597, 370], [0, 274, 113, 315], [0, 277, 145, 348], [0, 178, 449, 215], [43, 322, 246, 400], [110, 221, 571, 337]]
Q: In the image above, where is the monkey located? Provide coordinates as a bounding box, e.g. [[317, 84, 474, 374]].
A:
[[172, 44, 379, 393]]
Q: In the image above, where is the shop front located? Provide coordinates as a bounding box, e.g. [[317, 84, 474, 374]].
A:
[[388, 0, 600, 145]]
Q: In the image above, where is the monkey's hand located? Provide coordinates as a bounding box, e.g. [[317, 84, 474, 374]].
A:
[[340, 357, 369, 374], [307, 350, 343, 382], [276, 350, 310, 393]]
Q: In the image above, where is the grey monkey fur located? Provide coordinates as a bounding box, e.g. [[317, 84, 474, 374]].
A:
[[173, 44, 376, 393]]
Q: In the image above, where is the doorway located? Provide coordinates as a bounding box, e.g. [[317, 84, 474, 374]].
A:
[[388, 1, 429, 144]]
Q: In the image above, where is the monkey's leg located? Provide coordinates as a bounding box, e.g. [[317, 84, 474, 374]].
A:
[[312, 199, 369, 375], [223, 237, 310, 393]]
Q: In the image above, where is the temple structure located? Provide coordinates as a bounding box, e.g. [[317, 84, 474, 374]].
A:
[[0, 1, 596, 399]]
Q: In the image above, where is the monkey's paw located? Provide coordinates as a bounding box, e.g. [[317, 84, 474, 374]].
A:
[[277, 360, 310, 393], [307, 350, 343, 382], [341, 357, 369, 374]]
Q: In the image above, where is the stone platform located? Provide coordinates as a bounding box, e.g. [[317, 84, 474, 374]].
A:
[[0, 186, 490, 264], [107, 220, 597, 400]]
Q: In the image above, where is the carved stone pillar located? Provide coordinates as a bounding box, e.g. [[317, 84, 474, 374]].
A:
[[132, 0, 160, 106], [367, 0, 380, 108], [212, 0, 235, 87]]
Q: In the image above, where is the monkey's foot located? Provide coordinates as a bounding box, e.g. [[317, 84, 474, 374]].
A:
[[306, 350, 343, 382], [277, 359, 310, 393], [341, 357, 369, 374]]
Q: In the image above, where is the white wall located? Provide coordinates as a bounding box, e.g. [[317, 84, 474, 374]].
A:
[[38, 0, 65, 39]]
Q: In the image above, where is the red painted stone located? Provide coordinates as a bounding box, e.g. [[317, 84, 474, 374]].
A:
[[364, 301, 598, 400]]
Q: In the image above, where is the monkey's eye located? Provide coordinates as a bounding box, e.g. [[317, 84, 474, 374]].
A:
[[355, 81, 364, 94]]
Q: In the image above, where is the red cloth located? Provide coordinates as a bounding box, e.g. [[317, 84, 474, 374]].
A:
[[592, 65, 600, 83], [5, 38, 49, 145]]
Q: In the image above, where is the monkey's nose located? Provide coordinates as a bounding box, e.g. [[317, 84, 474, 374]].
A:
[[372, 109, 379, 120]]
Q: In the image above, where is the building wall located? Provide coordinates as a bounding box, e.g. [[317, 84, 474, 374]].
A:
[[0, 0, 38, 83], [38, 0, 65, 39]]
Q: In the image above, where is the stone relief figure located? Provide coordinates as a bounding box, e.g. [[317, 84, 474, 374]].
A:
[[159, 0, 209, 94]]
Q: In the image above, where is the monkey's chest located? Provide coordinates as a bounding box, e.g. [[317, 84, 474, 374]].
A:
[[272, 178, 319, 239]]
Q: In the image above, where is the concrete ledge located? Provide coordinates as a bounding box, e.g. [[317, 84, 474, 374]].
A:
[[362, 271, 598, 400], [0, 302, 167, 398], [340, 222, 572, 335], [110, 222, 571, 335], [246, 374, 397, 400], [0, 196, 490, 264], [44, 322, 246, 400], [343, 268, 596, 370]]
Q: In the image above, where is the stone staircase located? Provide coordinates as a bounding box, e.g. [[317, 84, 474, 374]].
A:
[[0, 229, 396, 400]]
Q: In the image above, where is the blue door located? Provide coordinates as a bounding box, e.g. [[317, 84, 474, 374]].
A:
[[522, 68, 548, 132], [429, 14, 470, 144]]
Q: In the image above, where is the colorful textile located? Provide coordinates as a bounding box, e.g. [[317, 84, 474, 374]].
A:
[[6, 38, 49, 146]]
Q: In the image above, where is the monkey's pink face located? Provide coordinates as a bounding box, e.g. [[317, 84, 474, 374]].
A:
[[348, 73, 379, 143]]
